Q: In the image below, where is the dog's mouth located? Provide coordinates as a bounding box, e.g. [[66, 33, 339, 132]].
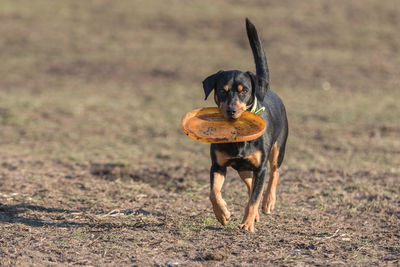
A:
[[219, 102, 245, 120], [220, 109, 242, 120], [228, 113, 241, 120]]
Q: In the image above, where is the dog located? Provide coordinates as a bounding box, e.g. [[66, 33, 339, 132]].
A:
[[202, 18, 288, 232]]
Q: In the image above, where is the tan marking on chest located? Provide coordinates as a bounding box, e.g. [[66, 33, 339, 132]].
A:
[[215, 150, 263, 168], [215, 150, 230, 167], [245, 150, 263, 167]]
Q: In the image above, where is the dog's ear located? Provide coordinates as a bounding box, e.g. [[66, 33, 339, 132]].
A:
[[246, 71, 268, 101], [202, 70, 223, 100]]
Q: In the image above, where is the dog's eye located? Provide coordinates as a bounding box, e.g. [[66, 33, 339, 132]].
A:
[[241, 88, 249, 94]]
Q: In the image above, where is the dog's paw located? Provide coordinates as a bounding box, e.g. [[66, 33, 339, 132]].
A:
[[239, 220, 255, 232], [255, 210, 260, 222], [262, 195, 275, 214], [211, 201, 231, 226]]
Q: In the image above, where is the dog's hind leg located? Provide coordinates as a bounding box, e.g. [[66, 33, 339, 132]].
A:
[[239, 166, 267, 232], [238, 171, 260, 222], [262, 142, 280, 214]]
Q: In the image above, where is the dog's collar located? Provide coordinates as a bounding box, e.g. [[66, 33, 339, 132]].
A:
[[249, 96, 265, 115]]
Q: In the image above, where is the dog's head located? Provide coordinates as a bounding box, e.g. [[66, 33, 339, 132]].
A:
[[202, 70, 267, 119]]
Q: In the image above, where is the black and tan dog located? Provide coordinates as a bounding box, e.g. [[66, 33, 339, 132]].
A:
[[202, 18, 288, 232]]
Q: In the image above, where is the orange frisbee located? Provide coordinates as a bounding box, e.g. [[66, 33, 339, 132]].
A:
[[181, 107, 266, 143]]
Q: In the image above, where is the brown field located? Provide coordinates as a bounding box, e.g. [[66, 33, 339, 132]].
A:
[[1, 0, 399, 265]]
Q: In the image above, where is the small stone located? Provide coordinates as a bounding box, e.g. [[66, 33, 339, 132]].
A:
[[204, 252, 227, 261]]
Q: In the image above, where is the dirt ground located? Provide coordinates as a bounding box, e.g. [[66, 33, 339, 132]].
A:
[[1, 0, 399, 266], [1, 159, 399, 266]]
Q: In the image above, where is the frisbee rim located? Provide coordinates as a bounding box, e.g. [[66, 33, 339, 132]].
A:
[[181, 107, 266, 143]]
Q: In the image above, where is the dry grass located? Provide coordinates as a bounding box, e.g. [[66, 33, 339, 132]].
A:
[[1, 0, 399, 172]]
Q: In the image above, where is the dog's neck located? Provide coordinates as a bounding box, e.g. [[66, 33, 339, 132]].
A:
[[247, 96, 265, 115]]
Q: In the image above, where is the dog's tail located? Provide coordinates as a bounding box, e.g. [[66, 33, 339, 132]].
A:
[[246, 18, 269, 84]]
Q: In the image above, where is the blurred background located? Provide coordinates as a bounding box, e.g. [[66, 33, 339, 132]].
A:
[[1, 0, 399, 173], [1, 2, 399, 265]]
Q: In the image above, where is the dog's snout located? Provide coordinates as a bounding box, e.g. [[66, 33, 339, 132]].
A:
[[226, 107, 237, 116]]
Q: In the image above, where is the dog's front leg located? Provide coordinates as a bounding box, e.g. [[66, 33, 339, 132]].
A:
[[239, 167, 267, 232], [209, 164, 231, 225]]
